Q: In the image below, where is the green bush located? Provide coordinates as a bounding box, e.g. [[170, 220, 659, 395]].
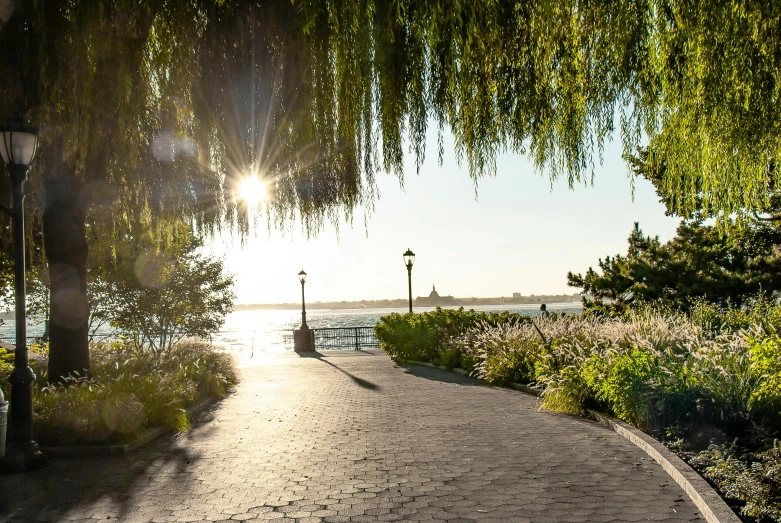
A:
[[2, 340, 237, 446], [694, 442, 781, 520], [374, 307, 529, 364], [438, 303, 781, 438], [582, 349, 661, 428], [750, 335, 781, 424]]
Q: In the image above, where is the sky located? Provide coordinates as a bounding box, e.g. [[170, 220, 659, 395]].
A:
[[205, 127, 681, 305]]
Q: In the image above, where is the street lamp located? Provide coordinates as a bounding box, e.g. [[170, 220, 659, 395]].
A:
[[403, 249, 415, 313], [0, 115, 45, 471], [298, 269, 307, 328]]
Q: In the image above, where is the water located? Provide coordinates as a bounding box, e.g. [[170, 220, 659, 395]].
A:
[[213, 302, 582, 353], [0, 302, 582, 353]]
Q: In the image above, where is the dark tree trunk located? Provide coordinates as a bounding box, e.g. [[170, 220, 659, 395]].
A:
[[42, 141, 90, 383]]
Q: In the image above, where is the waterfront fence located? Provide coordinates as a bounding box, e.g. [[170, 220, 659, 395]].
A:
[[0, 329, 379, 352], [282, 326, 378, 351]]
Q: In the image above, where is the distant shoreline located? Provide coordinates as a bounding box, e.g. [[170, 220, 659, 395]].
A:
[[233, 295, 582, 312]]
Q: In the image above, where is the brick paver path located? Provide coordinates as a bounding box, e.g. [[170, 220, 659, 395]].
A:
[[1, 351, 704, 522]]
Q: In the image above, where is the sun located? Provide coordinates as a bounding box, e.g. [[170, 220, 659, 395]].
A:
[[240, 176, 268, 206]]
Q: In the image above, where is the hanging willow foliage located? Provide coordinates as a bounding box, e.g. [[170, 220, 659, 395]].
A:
[[0, 0, 779, 240]]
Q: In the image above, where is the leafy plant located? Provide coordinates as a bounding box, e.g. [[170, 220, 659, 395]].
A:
[[111, 239, 236, 354], [2, 341, 237, 446], [375, 308, 530, 364], [695, 442, 781, 520]]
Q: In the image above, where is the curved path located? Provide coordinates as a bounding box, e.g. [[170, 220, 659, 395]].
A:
[[1, 351, 704, 522]]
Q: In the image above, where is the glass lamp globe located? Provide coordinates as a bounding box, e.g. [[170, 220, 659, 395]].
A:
[[403, 248, 415, 267], [298, 270, 307, 283], [0, 117, 40, 167]]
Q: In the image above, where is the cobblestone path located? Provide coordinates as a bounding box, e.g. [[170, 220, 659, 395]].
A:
[[0, 351, 704, 522]]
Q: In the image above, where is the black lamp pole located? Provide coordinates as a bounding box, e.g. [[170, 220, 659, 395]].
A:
[[407, 264, 412, 313], [0, 117, 44, 471], [403, 249, 415, 313], [298, 270, 308, 328]]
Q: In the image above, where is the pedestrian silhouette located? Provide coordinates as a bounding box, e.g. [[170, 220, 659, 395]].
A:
[[540, 304, 551, 319]]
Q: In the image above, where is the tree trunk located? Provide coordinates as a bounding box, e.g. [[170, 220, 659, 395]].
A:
[[42, 142, 90, 383]]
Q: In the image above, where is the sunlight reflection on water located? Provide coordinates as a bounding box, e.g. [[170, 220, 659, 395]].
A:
[[212, 303, 582, 354], [0, 303, 582, 354]]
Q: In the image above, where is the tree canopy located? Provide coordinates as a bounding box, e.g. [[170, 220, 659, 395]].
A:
[[568, 222, 781, 313], [1, 0, 780, 379], [3, 0, 780, 232]]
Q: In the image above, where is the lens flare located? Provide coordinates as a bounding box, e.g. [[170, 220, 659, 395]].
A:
[[240, 176, 267, 206]]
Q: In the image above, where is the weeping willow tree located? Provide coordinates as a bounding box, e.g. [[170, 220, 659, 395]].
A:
[[0, 0, 779, 381]]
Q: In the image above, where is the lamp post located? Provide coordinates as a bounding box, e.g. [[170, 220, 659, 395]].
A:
[[403, 249, 415, 313], [298, 269, 308, 328], [0, 116, 45, 471], [293, 269, 313, 352]]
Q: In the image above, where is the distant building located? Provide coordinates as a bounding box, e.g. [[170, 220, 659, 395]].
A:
[[415, 284, 458, 306], [512, 292, 521, 299]]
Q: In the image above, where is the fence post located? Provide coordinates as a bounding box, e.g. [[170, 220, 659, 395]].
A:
[[354, 328, 359, 350]]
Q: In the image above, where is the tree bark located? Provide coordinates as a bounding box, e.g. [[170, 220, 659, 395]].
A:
[[42, 140, 90, 383]]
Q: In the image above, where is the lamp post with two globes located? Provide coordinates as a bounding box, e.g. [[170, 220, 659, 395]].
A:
[[0, 116, 45, 471]]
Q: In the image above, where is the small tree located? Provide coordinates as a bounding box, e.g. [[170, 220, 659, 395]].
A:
[[111, 240, 235, 354], [86, 274, 121, 342], [0, 261, 51, 339]]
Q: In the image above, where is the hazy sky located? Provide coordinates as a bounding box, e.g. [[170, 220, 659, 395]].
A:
[[205, 127, 680, 305]]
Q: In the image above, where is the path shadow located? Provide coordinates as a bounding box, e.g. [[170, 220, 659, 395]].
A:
[[397, 363, 483, 387], [0, 404, 218, 523], [297, 351, 380, 391]]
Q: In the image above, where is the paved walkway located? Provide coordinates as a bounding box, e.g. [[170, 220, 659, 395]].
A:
[[0, 351, 704, 522]]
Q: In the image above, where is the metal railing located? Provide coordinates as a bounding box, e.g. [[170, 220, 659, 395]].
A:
[[313, 326, 378, 350], [282, 326, 378, 351]]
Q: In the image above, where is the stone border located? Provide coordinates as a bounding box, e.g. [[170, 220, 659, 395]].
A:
[[40, 396, 217, 458], [396, 358, 739, 523]]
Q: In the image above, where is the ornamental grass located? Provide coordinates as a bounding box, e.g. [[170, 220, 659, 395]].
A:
[[0, 340, 237, 446]]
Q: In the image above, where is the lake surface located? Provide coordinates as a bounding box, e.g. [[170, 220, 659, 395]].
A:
[[0, 302, 582, 353]]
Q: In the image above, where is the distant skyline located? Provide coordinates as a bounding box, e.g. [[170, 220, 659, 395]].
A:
[[233, 290, 583, 307], [205, 125, 680, 305]]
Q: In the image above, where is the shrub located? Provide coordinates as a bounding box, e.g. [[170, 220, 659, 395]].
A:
[[470, 321, 544, 385], [582, 349, 661, 428], [111, 239, 236, 354], [695, 442, 781, 520], [683, 333, 764, 427], [750, 335, 781, 424], [2, 340, 237, 446], [441, 304, 781, 436], [374, 307, 529, 364]]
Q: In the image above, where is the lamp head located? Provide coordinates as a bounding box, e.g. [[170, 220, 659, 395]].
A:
[[0, 115, 39, 168], [298, 269, 307, 283], [403, 248, 415, 268]]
